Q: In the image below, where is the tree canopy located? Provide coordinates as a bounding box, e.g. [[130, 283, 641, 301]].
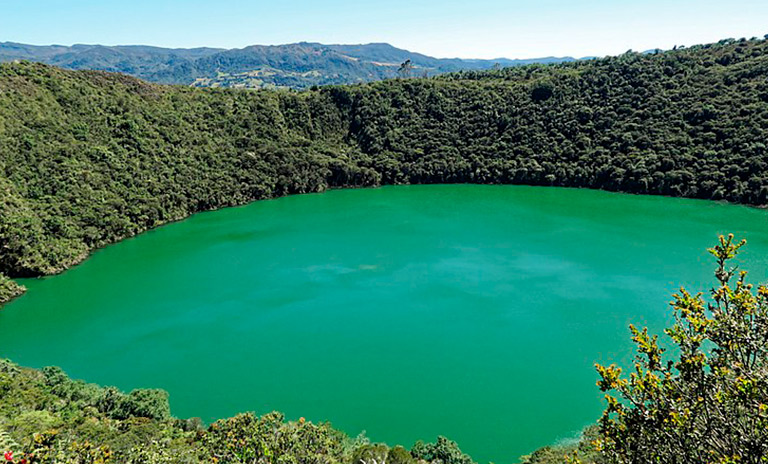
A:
[[2, 37, 767, 303]]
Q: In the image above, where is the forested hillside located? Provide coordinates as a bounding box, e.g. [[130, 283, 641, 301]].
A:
[[1, 37, 768, 300], [0, 41, 573, 89], [0, 359, 481, 464]]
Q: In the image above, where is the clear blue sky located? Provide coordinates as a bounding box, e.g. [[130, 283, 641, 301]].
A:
[[2, 0, 768, 59]]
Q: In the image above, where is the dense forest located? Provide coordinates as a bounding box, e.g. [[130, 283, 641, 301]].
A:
[[0, 41, 573, 89], [2, 37, 768, 299]]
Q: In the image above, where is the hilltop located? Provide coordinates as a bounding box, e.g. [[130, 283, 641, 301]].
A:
[[0, 41, 575, 89]]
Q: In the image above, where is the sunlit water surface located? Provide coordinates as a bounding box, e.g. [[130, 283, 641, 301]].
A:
[[3, 185, 767, 463]]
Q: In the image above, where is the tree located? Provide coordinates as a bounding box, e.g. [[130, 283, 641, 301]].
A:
[[531, 80, 554, 101], [398, 59, 414, 78], [591, 235, 768, 463], [411, 436, 475, 464]]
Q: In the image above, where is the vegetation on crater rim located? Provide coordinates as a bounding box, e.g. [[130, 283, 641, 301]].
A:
[[0, 357, 478, 464], [1, 37, 768, 300]]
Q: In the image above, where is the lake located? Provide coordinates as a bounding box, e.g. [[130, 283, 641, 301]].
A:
[[2, 185, 767, 463]]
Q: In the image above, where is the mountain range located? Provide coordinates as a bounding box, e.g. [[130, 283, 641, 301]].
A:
[[0, 41, 577, 89]]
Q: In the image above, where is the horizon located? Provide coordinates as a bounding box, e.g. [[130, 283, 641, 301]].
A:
[[3, 0, 768, 60], [0, 39, 590, 61]]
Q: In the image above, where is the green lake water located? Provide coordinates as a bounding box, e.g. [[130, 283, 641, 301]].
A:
[[2, 185, 767, 463]]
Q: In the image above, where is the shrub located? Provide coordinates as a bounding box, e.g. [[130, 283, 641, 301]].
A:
[[592, 235, 768, 463], [411, 436, 474, 464]]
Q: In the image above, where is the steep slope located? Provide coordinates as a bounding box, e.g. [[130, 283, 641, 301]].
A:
[[0, 37, 767, 298]]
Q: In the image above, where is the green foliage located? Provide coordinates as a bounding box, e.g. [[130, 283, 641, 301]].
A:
[[0, 360, 479, 464], [0, 359, 198, 464], [0, 273, 25, 304], [0, 61, 373, 278], [517, 427, 604, 464], [2, 37, 768, 283], [388, 445, 417, 464], [348, 443, 420, 464], [95, 387, 171, 421], [350, 443, 391, 464], [40, 366, 170, 422], [530, 80, 554, 102], [203, 412, 345, 463], [593, 235, 768, 463], [411, 436, 475, 464], [0, 431, 19, 455], [339, 38, 768, 204]]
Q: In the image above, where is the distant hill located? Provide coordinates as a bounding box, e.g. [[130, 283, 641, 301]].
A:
[[0, 41, 576, 89]]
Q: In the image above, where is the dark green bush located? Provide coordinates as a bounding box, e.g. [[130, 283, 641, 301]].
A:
[[0, 273, 24, 303], [411, 436, 474, 464]]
